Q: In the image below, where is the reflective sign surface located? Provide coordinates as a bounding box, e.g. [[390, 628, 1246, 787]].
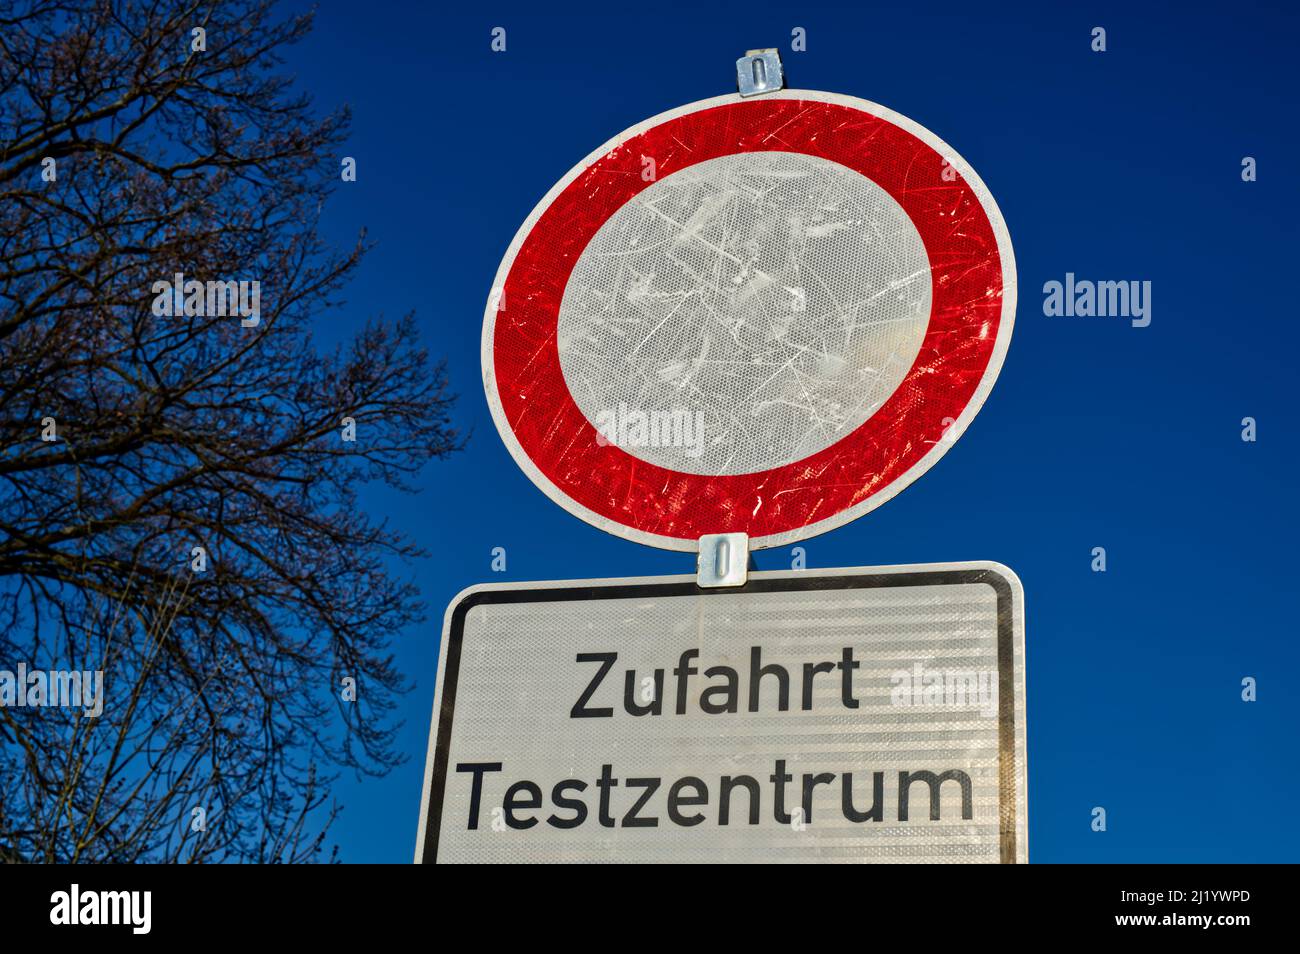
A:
[[417, 563, 1028, 863], [484, 91, 1017, 550]]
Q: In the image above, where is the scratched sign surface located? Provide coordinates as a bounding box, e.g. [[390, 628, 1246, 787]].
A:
[[483, 91, 1017, 550]]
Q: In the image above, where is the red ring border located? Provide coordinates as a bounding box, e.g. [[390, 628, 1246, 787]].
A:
[[491, 97, 1006, 544]]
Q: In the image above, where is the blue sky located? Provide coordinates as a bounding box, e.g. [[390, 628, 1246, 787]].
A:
[[280, 0, 1299, 862]]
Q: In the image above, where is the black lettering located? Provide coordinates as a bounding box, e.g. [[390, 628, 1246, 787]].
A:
[[719, 775, 760, 825], [898, 769, 973, 821], [623, 668, 664, 716], [838, 647, 860, 709], [503, 780, 542, 829], [667, 777, 708, 826], [801, 660, 835, 710], [700, 665, 739, 714], [596, 763, 619, 827], [571, 652, 616, 718], [801, 772, 835, 823], [455, 762, 502, 830], [770, 759, 793, 824], [623, 777, 660, 828], [548, 779, 588, 829], [749, 647, 789, 712], [842, 771, 884, 822], [673, 650, 699, 714]]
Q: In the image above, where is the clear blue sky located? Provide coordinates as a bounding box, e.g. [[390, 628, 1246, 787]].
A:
[[279, 0, 1299, 862]]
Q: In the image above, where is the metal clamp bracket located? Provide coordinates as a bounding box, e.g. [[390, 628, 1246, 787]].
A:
[[736, 49, 785, 97], [697, 532, 750, 588]]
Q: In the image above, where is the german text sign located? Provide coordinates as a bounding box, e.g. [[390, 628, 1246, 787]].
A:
[[416, 563, 1027, 863]]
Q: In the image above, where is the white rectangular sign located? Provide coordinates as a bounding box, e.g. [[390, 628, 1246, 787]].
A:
[[416, 562, 1027, 863]]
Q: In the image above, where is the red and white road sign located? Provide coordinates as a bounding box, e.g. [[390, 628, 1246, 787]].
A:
[[483, 90, 1016, 551]]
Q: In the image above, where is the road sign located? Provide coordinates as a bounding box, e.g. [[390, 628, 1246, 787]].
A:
[[416, 562, 1027, 864], [483, 89, 1016, 551]]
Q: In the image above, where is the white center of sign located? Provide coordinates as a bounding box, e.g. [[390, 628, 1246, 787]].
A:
[[557, 150, 932, 476]]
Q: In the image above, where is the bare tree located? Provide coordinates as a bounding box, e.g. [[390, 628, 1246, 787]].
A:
[[0, 0, 461, 861]]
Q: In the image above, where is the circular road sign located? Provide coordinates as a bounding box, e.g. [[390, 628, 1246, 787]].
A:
[[483, 89, 1016, 551]]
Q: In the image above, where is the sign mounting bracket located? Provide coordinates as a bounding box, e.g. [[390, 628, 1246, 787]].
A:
[[735, 49, 784, 97], [696, 532, 750, 588]]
